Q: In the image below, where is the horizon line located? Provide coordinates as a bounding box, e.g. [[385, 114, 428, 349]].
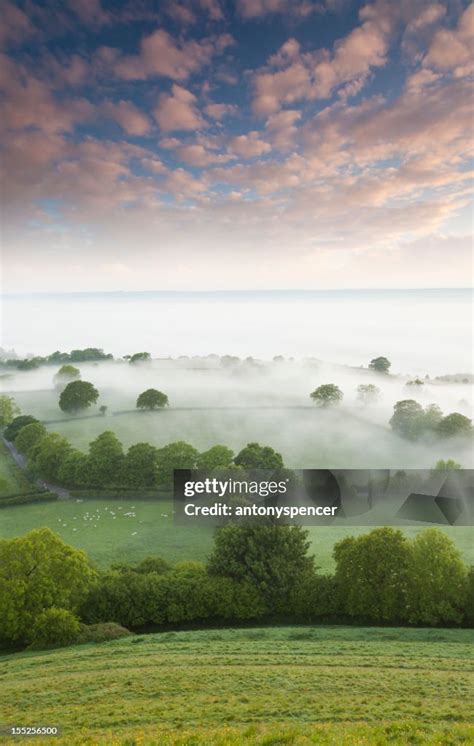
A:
[[2, 287, 473, 298]]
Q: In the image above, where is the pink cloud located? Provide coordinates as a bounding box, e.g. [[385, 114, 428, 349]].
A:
[[102, 100, 151, 135], [204, 102, 237, 120], [0, 56, 94, 134], [154, 85, 205, 131], [227, 132, 272, 159], [424, 4, 474, 75], [114, 29, 232, 81]]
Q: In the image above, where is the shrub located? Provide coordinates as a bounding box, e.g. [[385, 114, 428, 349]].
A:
[[77, 622, 133, 644], [0, 491, 57, 507], [29, 608, 80, 649]]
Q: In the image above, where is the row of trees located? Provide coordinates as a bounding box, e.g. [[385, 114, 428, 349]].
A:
[[1, 348, 113, 371], [1, 524, 472, 650], [390, 400, 472, 441], [5, 413, 284, 491], [308, 385, 472, 439]]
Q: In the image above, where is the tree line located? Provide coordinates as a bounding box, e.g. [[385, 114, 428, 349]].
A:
[[4, 412, 284, 491], [1, 524, 472, 651]]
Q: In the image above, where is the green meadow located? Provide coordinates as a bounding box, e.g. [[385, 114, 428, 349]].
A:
[[1, 493, 473, 569], [1, 626, 473, 745]]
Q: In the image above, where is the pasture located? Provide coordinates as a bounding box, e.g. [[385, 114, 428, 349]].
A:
[[1, 626, 473, 745], [0, 494, 473, 569]]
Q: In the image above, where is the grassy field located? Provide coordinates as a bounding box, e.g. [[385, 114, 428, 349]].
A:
[[0, 494, 473, 569], [0, 626, 473, 745]]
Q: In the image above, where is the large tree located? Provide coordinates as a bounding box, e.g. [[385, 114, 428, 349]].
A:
[[0, 528, 96, 644], [436, 412, 472, 438], [197, 445, 234, 472], [136, 389, 169, 410], [234, 442, 284, 470], [155, 441, 199, 489], [208, 523, 314, 614], [406, 529, 467, 625], [389, 399, 425, 440], [15, 422, 47, 456], [334, 528, 410, 623], [119, 442, 159, 489], [87, 431, 124, 487], [369, 356, 391, 373], [30, 433, 72, 482], [59, 380, 99, 413], [310, 384, 343, 407]]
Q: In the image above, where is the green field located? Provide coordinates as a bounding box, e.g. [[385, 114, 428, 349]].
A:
[[0, 496, 473, 570], [1, 626, 473, 745]]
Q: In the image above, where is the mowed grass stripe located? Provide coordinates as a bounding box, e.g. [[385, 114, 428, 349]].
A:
[[1, 627, 473, 741]]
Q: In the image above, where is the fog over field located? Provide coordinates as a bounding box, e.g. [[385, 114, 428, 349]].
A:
[[2, 289, 473, 374], [2, 355, 472, 470]]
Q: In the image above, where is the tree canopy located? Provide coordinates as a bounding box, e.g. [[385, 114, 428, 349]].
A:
[[368, 356, 391, 373], [59, 380, 99, 413], [310, 384, 343, 407], [136, 389, 169, 410], [0, 528, 96, 644], [4, 414, 38, 442], [234, 442, 284, 470]]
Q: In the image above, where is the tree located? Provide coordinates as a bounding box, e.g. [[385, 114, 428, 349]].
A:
[[333, 528, 410, 623], [99, 405, 108, 416], [406, 529, 467, 625], [0, 395, 20, 427], [436, 413, 472, 438], [0, 528, 96, 644], [369, 356, 391, 373], [423, 404, 443, 431], [389, 400, 425, 440], [119, 442, 159, 489], [29, 608, 80, 649], [30, 433, 71, 482], [57, 450, 89, 487], [406, 378, 424, 387], [53, 365, 80, 391], [155, 441, 199, 489], [234, 442, 284, 470], [59, 380, 99, 413], [129, 352, 151, 364], [87, 431, 124, 487], [197, 445, 234, 472], [433, 459, 462, 472], [208, 524, 314, 614], [136, 389, 169, 410], [356, 384, 380, 405], [310, 384, 343, 407], [15, 422, 47, 456], [4, 415, 38, 442]]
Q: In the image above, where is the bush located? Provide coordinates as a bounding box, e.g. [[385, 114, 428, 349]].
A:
[[77, 622, 133, 644], [29, 608, 80, 649], [288, 573, 341, 622]]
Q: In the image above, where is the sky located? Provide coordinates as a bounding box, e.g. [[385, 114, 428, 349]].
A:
[[1, 0, 473, 292]]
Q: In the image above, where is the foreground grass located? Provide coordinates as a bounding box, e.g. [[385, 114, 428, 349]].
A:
[[1, 627, 473, 745]]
